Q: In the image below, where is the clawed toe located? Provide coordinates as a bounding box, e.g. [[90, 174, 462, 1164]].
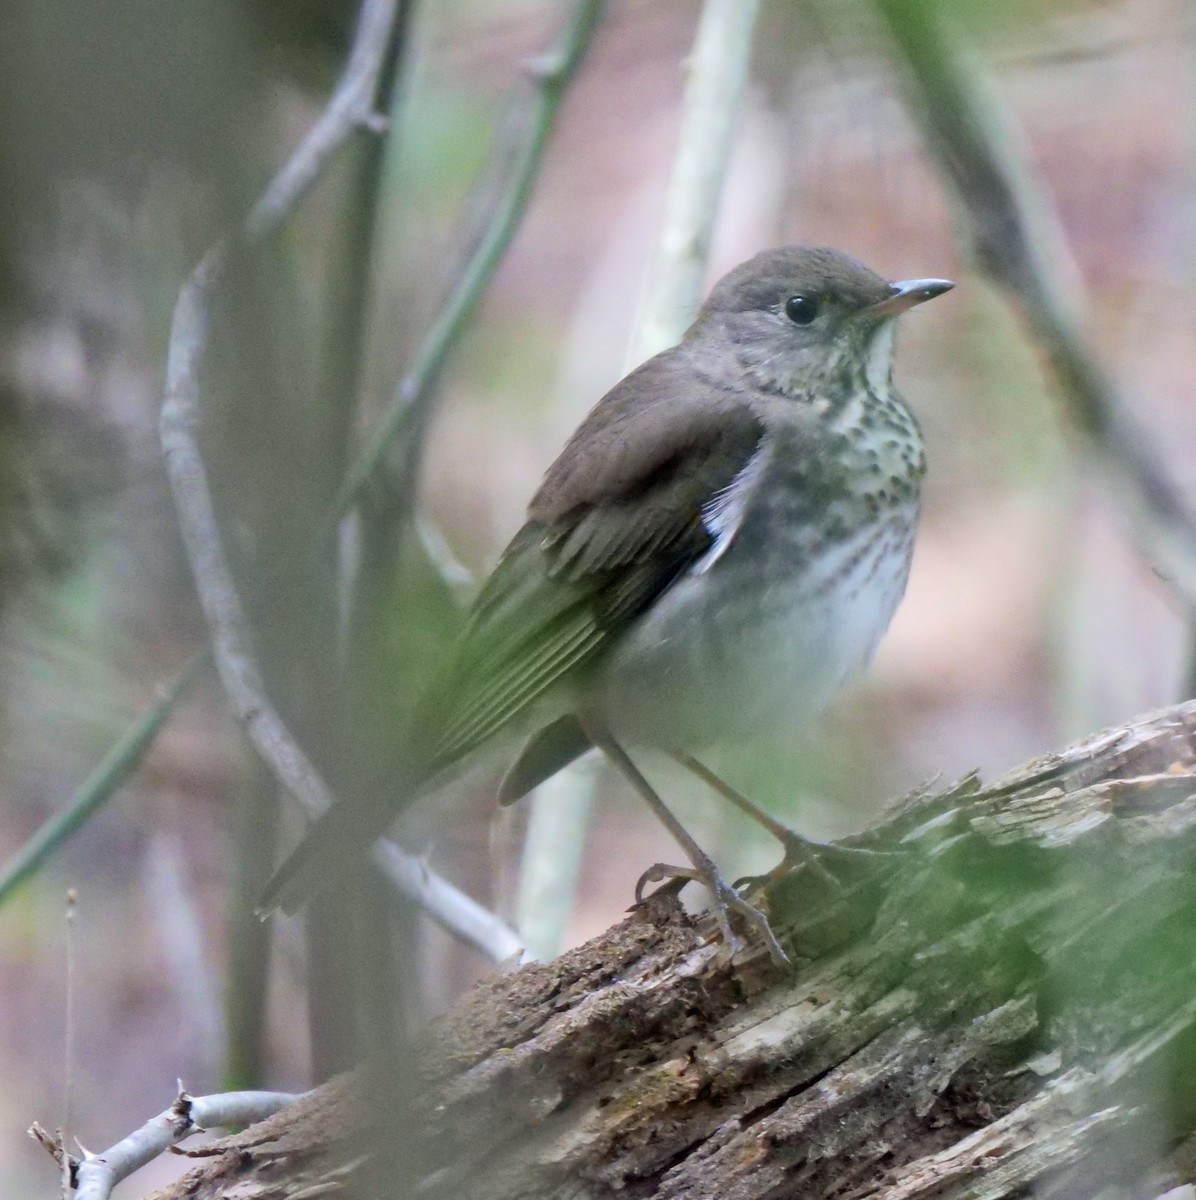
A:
[[585, 730, 791, 968], [706, 874, 789, 967], [671, 752, 899, 899], [775, 835, 899, 890], [634, 862, 699, 906], [634, 860, 789, 968]]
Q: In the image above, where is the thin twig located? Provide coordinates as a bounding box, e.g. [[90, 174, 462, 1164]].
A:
[[325, 0, 607, 530], [627, 0, 762, 364], [373, 840, 529, 964], [243, 0, 400, 244], [159, 0, 396, 839], [156, 0, 400, 857], [0, 648, 208, 906], [415, 513, 477, 597], [63, 890, 77, 1156], [30, 1088, 300, 1200], [515, 763, 596, 961], [162, 239, 342, 820], [873, 0, 1196, 610]]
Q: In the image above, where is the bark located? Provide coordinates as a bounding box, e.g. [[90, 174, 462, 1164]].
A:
[[152, 700, 1196, 1199]]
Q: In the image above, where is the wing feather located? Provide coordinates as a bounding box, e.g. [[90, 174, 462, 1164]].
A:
[[424, 349, 765, 772]]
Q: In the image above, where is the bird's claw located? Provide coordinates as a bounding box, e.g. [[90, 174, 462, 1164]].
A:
[[634, 862, 696, 906], [634, 861, 790, 969]]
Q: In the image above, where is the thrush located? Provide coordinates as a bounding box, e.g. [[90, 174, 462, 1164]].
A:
[[261, 245, 953, 965]]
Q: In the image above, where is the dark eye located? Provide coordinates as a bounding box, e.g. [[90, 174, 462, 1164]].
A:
[[784, 295, 819, 325]]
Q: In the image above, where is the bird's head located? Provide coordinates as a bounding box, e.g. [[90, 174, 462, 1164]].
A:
[[689, 245, 953, 395]]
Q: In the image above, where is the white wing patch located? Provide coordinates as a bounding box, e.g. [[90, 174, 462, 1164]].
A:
[[695, 444, 769, 575]]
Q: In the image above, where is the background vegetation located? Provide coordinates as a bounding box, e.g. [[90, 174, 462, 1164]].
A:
[[2, 0, 1193, 1193]]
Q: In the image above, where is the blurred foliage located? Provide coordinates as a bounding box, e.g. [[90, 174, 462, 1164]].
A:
[[2, 0, 1196, 1192]]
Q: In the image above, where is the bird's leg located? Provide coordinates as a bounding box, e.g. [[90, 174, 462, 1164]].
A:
[[672, 752, 891, 890], [580, 720, 789, 968]]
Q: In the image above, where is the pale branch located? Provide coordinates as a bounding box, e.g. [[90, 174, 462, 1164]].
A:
[[627, 0, 762, 365], [414, 512, 477, 596], [372, 839, 529, 964], [243, 0, 400, 243], [160, 0, 399, 853], [114, 700, 1196, 1199], [31, 1089, 299, 1200], [873, 0, 1196, 610], [156, 0, 523, 963], [519, 0, 758, 960], [515, 762, 597, 961]]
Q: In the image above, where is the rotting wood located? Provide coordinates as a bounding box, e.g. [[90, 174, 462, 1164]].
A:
[[144, 700, 1196, 1199]]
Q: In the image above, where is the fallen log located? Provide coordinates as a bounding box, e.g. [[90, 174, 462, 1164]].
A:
[[143, 700, 1196, 1199]]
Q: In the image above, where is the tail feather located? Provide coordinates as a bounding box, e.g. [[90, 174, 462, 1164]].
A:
[[258, 741, 444, 916], [498, 715, 593, 806], [257, 802, 383, 917], [261, 713, 592, 915]]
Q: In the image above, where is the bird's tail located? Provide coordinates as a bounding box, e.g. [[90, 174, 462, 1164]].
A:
[[255, 801, 376, 916], [259, 700, 449, 917]]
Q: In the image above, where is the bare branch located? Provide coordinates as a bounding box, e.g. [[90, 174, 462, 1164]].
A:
[[873, 0, 1196, 609], [243, 0, 402, 243], [627, 0, 763, 364], [160, 0, 400, 869], [156, 0, 523, 963], [515, 763, 596, 961], [31, 1088, 299, 1200], [374, 840, 529, 964]]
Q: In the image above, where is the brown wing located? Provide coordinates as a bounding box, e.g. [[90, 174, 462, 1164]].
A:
[[424, 350, 763, 771], [258, 353, 763, 916]]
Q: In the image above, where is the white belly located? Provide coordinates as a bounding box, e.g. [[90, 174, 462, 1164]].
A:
[[591, 518, 913, 754]]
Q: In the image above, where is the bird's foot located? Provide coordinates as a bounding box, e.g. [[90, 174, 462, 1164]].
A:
[[634, 862, 695, 906], [671, 753, 899, 897], [780, 834, 897, 886], [734, 834, 894, 889], [635, 860, 790, 969]]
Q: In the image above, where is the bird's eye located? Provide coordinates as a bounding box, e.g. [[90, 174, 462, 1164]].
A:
[[784, 295, 819, 325]]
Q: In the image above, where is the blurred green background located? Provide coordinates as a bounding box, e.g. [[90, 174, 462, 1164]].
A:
[[2, 0, 1194, 1193]]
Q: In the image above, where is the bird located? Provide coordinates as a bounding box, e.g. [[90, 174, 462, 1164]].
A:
[[260, 245, 953, 964]]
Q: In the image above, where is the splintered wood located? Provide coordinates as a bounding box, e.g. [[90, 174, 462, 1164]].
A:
[[151, 701, 1196, 1200]]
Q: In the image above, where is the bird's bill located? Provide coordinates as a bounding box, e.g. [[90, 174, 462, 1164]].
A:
[[867, 277, 955, 318]]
